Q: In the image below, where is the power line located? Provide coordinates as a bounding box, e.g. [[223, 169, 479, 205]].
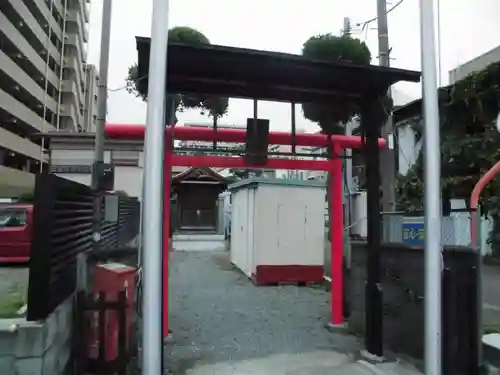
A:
[[108, 85, 127, 92], [108, 74, 148, 92]]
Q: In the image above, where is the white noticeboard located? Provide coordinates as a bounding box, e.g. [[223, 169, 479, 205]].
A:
[[104, 194, 119, 223], [228, 178, 326, 281]]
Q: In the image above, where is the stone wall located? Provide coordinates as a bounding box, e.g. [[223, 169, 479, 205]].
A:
[[348, 241, 480, 373], [0, 295, 73, 375]]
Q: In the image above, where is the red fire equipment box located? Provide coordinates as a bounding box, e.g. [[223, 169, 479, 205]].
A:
[[88, 263, 137, 362]]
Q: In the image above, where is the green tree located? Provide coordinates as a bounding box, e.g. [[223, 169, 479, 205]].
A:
[[301, 33, 372, 240], [395, 61, 500, 256], [125, 26, 229, 121], [228, 169, 252, 180], [201, 96, 230, 131], [301, 34, 371, 131]]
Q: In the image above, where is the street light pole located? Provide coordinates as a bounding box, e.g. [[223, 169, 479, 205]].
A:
[[141, 0, 170, 374], [419, 0, 443, 373]]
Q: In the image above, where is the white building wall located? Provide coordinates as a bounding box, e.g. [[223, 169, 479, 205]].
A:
[[397, 123, 423, 176], [449, 45, 500, 84]]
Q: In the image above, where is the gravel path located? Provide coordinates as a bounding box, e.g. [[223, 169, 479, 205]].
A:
[[165, 251, 360, 374], [0, 266, 29, 297]]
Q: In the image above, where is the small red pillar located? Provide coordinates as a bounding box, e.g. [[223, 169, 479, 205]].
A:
[[329, 143, 344, 325]]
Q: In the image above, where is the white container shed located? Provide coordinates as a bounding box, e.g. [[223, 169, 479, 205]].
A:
[[228, 178, 326, 285]]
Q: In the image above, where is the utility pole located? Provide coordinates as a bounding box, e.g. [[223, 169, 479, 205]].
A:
[[343, 17, 354, 198], [343, 17, 354, 261], [92, 0, 112, 189], [376, 0, 396, 212]]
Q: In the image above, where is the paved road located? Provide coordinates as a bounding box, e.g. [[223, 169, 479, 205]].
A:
[[482, 264, 500, 327]]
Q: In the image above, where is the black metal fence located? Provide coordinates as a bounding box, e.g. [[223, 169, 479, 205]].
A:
[[348, 242, 481, 375], [27, 174, 140, 321]]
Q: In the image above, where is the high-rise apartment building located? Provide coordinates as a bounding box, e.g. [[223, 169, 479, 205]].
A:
[[0, 0, 90, 196]]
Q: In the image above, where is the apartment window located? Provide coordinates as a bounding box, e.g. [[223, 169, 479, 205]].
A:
[[3, 151, 28, 171]]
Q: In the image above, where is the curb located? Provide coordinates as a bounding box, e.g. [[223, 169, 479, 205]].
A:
[[483, 334, 500, 370]]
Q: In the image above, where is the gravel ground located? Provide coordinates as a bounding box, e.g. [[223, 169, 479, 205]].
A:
[[164, 251, 360, 374], [0, 265, 29, 296]]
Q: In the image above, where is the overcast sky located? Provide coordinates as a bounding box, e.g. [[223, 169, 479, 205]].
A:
[[87, 0, 500, 133]]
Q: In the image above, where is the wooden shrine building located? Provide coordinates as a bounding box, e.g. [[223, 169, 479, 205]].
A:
[[171, 167, 227, 233]]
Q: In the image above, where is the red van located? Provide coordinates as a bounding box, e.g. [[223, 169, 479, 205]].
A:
[[0, 204, 33, 263]]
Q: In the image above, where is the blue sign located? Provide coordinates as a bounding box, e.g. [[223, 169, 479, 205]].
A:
[[402, 222, 425, 245]]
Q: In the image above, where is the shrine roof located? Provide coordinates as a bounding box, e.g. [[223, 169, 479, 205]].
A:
[[135, 37, 421, 104], [172, 167, 227, 183], [393, 98, 423, 124]]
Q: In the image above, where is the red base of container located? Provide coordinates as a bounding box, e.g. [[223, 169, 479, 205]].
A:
[[251, 265, 324, 286]]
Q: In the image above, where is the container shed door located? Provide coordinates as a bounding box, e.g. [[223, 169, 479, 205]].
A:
[[276, 203, 307, 264]]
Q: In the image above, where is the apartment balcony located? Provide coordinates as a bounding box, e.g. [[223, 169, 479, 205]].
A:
[[0, 126, 47, 162], [0, 49, 58, 115], [0, 10, 59, 88], [66, 10, 88, 44], [68, 0, 89, 25], [24, 0, 63, 42], [65, 33, 86, 65], [65, 26, 86, 64], [58, 102, 79, 132], [80, 0, 90, 23], [63, 56, 84, 108], [4, 0, 61, 63], [51, 0, 64, 22], [0, 166, 35, 197], [61, 81, 83, 127], [0, 88, 54, 134]]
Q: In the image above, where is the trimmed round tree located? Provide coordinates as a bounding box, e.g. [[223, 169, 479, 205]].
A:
[[125, 26, 228, 123], [301, 32, 371, 243]]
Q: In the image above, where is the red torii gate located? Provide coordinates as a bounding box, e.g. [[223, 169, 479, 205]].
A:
[[105, 123, 385, 335]]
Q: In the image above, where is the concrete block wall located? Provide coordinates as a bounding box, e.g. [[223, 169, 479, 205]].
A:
[[0, 295, 74, 375], [348, 242, 479, 372]]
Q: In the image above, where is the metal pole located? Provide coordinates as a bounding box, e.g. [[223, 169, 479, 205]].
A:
[[376, 0, 396, 212], [436, 0, 442, 86], [141, 0, 170, 373], [420, 0, 442, 373], [92, 0, 112, 189]]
